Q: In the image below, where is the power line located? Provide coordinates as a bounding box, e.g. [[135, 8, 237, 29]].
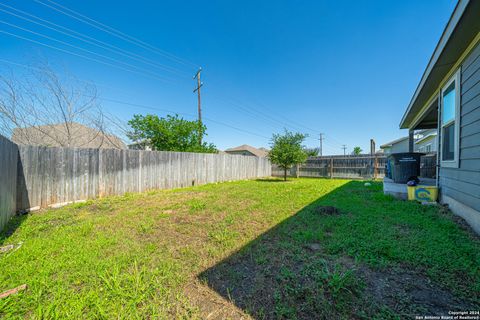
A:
[[0, 58, 146, 95], [1, 4, 284, 134], [0, 28, 338, 147], [0, 57, 268, 141], [0, 56, 335, 150], [1, 2, 347, 148], [33, 0, 198, 68], [0, 29, 173, 83], [208, 89, 329, 137], [249, 99, 319, 134], [212, 97, 297, 132], [211, 96, 321, 136], [208, 88, 347, 147], [1, 5, 344, 147], [93, 96, 271, 140], [0, 3, 190, 78], [0, 19, 177, 82], [323, 140, 341, 150], [20, 86, 271, 140], [325, 133, 344, 147], [201, 94, 348, 150], [205, 79, 319, 134]]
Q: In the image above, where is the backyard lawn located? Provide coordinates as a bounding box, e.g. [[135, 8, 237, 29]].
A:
[[0, 178, 479, 319]]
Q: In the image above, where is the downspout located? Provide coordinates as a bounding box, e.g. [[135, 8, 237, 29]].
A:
[[436, 95, 441, 189]]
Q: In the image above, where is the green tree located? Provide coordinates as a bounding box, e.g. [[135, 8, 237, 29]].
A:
[[304, 147, 319, 157], [127, 114, 217, 153], [353, 146, 363, 155], [268, 130, 308, 181]]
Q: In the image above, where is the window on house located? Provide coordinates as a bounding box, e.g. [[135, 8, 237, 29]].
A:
[[441, 70, 460, 166]]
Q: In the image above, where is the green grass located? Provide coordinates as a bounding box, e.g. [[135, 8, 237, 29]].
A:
[[0, 178, 479, 319]]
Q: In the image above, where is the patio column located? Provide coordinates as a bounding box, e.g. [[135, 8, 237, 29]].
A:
[[408, 130, 414, 152]]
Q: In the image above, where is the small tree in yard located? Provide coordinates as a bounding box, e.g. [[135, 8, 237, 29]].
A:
[[304, 147, 319, 157], [268, 130, 308, 181], [353, 146, 363, 155]]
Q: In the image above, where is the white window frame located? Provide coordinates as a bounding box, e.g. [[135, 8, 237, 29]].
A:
[[440, 69, 461, 168]]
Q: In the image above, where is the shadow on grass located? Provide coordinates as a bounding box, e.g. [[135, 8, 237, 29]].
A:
[[0, 150, 30, 244], [198, 181, 478, 319], [0, 214, 28, 245], [199, 181, 367, 319]]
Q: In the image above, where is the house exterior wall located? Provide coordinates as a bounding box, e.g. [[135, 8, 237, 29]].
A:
[[390, 139, 409, 154], [381, 139, 409, 154], [128, 142, 152, 151], [416, 136, 437, 153], [381, 147, 392, 154], [439, 42, 480, 233]]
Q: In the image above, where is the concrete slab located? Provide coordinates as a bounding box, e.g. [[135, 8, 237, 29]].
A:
[[383, 178, 408, 200], [383, 177, 437, 200]]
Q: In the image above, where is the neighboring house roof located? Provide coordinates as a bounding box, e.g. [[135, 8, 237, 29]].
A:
[[415, 132, 437, 145], [400, 0, 480, 129], [380, 136, 409, 149], [224, 144, 269, 157], [380, 129, 437, 149], [12, 123, 126, 149]]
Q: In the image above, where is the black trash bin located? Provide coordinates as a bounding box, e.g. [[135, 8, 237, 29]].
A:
[[387, 152, 424, 184]]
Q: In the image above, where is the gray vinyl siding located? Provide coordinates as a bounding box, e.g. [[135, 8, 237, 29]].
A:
[[439, 42, 480, 212], [389, 139, 409, 154]]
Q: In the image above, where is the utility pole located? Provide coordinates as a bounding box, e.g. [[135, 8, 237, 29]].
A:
[[342, 144, 347, 156], [370, 139, 376, 155], [319, 133, 324, 156], [193, 68, 203, 145]]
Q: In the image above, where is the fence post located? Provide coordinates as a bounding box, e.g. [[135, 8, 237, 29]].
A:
[[295, 164, 300, 178], [374, 156, 378, 180], [329, 158, 333, 179]]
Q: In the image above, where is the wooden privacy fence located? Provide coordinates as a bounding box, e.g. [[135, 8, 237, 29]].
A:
[[272, 154, 437, 180], [0, 135, 18, 232], [15, 146, 271, 211], [419, 154, 437, 178], [0, 133, 271, 230]]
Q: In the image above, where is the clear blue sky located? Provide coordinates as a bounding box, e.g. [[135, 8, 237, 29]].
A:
[[1, 0, 457, 153]]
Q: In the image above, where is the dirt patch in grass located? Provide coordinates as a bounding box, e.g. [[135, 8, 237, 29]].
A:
[[192, 181, 480, 319], [436, 205, 480, 241], [184, 281, 250, 320], [1, 179, 479, 319], [314, 205, 341, 215], [195, 249, 476, 319], [197, 235, 367, 319], [360, 264, 474, 317]]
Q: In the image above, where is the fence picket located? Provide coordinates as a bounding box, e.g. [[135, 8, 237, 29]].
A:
[[5, 144, 270, 212], [272, 154, 436, 180]]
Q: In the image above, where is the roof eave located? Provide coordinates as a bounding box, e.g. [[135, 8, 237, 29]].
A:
[[399, 0, 470, 129]]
